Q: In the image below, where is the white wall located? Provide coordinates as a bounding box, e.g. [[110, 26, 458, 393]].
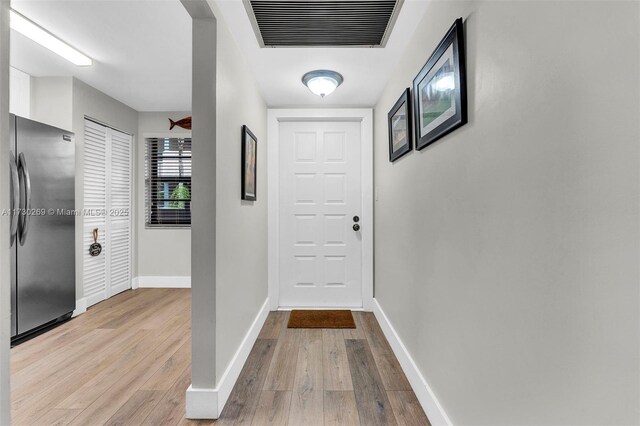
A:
[[72, 78, 139, 301], [0, 1, 11, 423], [9, 66, 30, 118], [30, 78, 190, 297], [190, 9, 218, 395], [213, 3, 268, 382], [373, 1, 640, 425], [137, 111, 191, 279], [30, 76, 72, 131], [187, 0, 268, 406]]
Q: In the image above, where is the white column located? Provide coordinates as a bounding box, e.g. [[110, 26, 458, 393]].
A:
[[181, 0, 218, 419]]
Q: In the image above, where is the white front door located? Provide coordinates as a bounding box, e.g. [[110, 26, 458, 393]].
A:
[[279, 120, 363, 308]]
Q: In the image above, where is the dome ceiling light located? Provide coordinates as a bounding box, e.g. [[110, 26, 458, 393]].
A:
[[302, 70, 344, 98]]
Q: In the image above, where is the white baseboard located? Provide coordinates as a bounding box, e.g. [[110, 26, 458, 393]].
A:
[[72, 297, 87, 317], [135, 276, 191, 288], [372, 299, 452, 426], [186, 297, 270, 419], [85, 291, 106, 309], [185, 386, 218, 419]]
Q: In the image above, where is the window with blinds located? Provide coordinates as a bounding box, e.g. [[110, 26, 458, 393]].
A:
[[145, 137, 192, 227]]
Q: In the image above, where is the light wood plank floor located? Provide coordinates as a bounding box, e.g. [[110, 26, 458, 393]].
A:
[[11, 288, 429, 426], [218, 311, 430, 425]]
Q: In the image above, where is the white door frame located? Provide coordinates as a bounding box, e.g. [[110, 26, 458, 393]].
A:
[[267, 108, 373, 311]]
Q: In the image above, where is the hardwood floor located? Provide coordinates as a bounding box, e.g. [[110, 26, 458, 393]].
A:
[[219, 311, 430, 426], [11, 288, 429, 426], [11, 288, 207, 426]]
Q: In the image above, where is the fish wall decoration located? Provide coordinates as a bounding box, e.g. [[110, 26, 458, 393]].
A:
[[169, 116, 192, 130]]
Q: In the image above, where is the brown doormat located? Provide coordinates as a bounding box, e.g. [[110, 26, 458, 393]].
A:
[[287, 310, 356, 329]]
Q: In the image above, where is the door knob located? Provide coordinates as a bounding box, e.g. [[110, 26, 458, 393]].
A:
[[353, 224, 360, 231], [353, 216, 360, 223]]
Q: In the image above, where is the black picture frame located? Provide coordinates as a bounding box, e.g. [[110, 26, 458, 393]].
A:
[[388, 88, 413, 162], [241, 125, 257, 201], [413, 17, 467, 150]]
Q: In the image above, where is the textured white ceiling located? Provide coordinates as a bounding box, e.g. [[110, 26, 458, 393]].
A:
[[10, 0, 192, 112], [215, 0, 429, 107], [9, 0, 429, 111]]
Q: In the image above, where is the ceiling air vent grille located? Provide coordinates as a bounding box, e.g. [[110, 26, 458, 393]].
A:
[[244, 0, 403, 48]]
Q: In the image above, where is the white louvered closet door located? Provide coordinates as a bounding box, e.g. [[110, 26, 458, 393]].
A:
[[83, 119, 132, 307], [83, 120, 108, 307], [108, 129, 132, 297]]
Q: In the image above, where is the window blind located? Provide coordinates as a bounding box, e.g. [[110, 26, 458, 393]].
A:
[[145, 137, 192, 227]]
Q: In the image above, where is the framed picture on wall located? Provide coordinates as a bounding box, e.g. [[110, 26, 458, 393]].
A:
[[388, 88, 413, 162], [413, 17, 467, 150], [241, 125, 257, 201]]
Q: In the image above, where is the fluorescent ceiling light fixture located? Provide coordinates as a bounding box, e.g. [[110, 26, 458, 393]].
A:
[[302, 70, 344, 98], [10, 9, 92, 66]]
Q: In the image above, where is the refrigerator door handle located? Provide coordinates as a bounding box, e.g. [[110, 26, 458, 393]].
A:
[[9, 152, 20, 244], [17, 152, 31, 246]]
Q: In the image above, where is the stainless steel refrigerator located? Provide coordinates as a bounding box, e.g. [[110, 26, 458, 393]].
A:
[[9, 114, 76, 341]]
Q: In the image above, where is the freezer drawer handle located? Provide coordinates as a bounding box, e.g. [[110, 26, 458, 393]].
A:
[[17, 152, 31, 246], [9, 153, 19, 244]]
